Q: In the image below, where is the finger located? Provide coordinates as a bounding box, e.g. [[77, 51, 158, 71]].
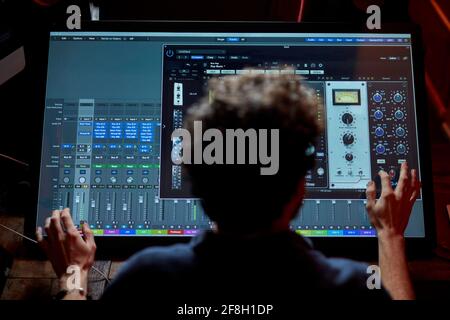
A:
[[410, 169, 420, 190], [365, 180, 376, 210], [379, 170, 393, 196], [35, 226, 48, 251], [36, 226, 44, 242], [82, 223, 96, 249], [409, 169, 421, 203], [396, 162, 410, 197], [50, 210, 64, 241], [60, 208, 77, 233], [44, 216, 51, 237]]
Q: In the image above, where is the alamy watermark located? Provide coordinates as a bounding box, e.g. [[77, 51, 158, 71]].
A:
[[366, 265, 381, 290], [66, 264, 81, 290], [366, 5, 381, 30], [171, 121, 279, 176], [66, 5, 81, 30]]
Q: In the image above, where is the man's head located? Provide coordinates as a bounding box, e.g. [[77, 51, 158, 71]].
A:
[[183, 72, 321, 233]]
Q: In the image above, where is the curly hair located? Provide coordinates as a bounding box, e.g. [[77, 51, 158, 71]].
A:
[[183, 72, 321, 231]]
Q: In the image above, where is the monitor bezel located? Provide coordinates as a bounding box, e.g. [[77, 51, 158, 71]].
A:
[[26, 21, 435, 260]]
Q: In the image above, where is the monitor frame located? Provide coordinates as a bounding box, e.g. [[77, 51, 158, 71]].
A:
[[26, 21, 436, 260]]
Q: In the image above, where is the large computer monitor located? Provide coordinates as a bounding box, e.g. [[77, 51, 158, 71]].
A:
[[30, 22, 434, 253]]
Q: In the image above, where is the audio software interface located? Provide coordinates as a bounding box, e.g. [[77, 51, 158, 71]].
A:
[[36, 31, 425, 237]]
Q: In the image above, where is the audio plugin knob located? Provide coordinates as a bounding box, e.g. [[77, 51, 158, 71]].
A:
[[396, 143, 407, 155], [374, 110, 383, 120], [341, 113, 354, 125], [342, 133, 355, 146], [393, 93, 403, 103], [394, 110, 405, 120], [375, 127, 384, 137], [376, 144, 386, 154], [373, 93, 382, 103], [395, 127, 406, 137]]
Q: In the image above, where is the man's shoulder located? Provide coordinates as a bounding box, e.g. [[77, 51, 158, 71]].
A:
[[287, 234, 371, 289], [102, 243, 196, 300], [317, 255, 370, 288], [306, 249, 387, 296], [123, 242, 196, 273]]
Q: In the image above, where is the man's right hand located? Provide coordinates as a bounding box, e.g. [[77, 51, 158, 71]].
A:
[[365, 161, 421, 239], [365, 161, 421, 300]]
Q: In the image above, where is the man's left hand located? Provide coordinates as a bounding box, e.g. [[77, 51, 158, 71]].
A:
[[36, 208, 96, 295]]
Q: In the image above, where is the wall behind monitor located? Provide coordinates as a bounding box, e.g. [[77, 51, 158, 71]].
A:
[[97, 0, 300, 21]]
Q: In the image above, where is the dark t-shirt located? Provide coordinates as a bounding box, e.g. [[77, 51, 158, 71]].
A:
[[102, 231, 390, 302]]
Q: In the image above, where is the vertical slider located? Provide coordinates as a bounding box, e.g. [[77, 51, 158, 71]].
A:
[[95, 192, 100, 223], [173, 199, 178, 225], [112, 191, 116, 223], [347, 200, 352, 223], [300, 201, 304, 224], [315, 200, 320, 222], [65, 191, 71, 209], [90, 193, 96, 223], [186, 200, 191, 225], [58, 191, 63, 210], [122, 192, 127, 222], [144, 192, 148, 223], [363, 200, 368, 222], [127, 192, 132, 222], [155, 197, 163, 222], [331, 200, 336, 222], [75, 193, 80, 224], [138, 194, 144, 222], [81, 192, 86, 222], [193, 202, 197, 223], [160, 198, 164, 223]]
